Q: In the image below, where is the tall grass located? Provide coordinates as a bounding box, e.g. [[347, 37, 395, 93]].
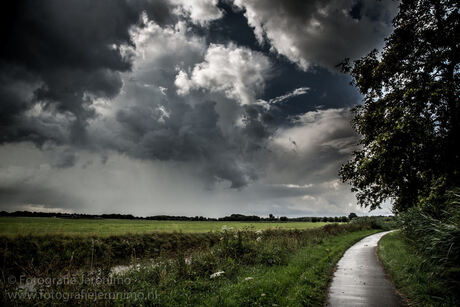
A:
[[0, 232, 221, 278], [378, 231, 460, 307], [398, 190, 460, 288]]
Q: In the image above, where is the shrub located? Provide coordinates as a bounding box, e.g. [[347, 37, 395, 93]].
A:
[[350, 216, 396, 230]]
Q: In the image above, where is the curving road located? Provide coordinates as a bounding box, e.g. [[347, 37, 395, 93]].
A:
[[327, 231, 404, 307]]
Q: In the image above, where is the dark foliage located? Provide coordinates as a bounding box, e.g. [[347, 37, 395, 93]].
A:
[[340, 0, 459, 213], [219, 214, 261, 221]]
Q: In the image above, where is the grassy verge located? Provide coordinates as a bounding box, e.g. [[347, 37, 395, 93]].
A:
[[378, 231, 460, 307], [2, 224, 380, 306], [201, 229, 379, 306]]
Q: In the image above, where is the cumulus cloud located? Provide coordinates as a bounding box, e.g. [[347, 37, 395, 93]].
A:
[[0, 0, 158, 146], [171, 0, 223, 25], [233, 0, 398, 70], [175, 43, 272, 105], [85, 16, 276, 188], [0, 0, 222, 148]]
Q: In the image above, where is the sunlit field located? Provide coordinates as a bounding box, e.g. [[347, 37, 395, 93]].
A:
[[0, 217, 330, 237]]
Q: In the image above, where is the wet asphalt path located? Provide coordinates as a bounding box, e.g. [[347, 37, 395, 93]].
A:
[[327, 231, 404, 307]]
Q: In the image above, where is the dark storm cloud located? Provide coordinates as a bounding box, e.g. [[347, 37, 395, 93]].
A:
[[0, 0, 175, 145], [233, 0, 398, 70], [112, 96, 275, 188], [115, 100, 223, 162]]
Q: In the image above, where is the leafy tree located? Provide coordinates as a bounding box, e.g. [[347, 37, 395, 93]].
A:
[[340, 0, 459, 213], [348, 213, 358, 220]]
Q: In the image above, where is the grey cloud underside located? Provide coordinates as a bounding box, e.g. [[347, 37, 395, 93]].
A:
[[112, 97, 274, 188], [1, 0, 146, 145]]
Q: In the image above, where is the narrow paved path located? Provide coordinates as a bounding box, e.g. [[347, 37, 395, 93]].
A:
[[327, 231, 403, 307]]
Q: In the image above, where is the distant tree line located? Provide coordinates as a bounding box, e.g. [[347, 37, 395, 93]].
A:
[[0, 211, 364, 222]]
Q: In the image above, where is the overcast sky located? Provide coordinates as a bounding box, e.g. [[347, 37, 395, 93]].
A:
[[0, 0, 399, 217]]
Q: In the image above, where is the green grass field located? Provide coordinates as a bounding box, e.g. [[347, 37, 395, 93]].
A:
[[2, 222, 380, 306], [0, 217, 330, 236]]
